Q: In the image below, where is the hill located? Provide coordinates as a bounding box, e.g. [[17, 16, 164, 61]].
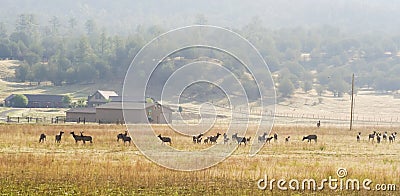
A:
[[0, 60, 122, 101], [2, 60, 400, 127]]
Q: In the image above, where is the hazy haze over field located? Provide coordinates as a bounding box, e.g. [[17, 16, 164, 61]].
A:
[[0, 0, 399, 34]]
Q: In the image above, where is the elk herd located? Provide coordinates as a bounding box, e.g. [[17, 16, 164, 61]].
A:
[[360, 131, 397, 143], [188, 132, 309, 145], [38, 129, 399, 146], [39, 131, 94, 144]]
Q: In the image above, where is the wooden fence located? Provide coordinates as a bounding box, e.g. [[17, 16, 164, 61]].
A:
[[3, 112, 400, 127], [6, 116, 67, 124]]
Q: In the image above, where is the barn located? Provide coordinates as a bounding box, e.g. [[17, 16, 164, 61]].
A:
[[96, 102, 173, 124], [4, 94, 67, 108], [65, 107, 96, 122]]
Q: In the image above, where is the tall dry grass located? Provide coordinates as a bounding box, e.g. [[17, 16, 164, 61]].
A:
[[0, 124, 399, 195]]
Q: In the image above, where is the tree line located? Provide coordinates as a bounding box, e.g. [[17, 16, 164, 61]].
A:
[[1, 14, 400, 99], [0, 14, 147, 86]]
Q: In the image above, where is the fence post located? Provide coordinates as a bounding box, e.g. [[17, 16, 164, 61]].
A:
[[83, 118, 86, 124], [17, 117, 19, 123], [27, 117, 30, 123]]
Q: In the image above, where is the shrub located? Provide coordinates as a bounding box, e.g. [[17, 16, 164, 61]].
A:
[[12, 94, 28, 107]]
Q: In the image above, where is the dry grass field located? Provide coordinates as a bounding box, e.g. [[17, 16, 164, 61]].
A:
[[0, 124, 399, 195]]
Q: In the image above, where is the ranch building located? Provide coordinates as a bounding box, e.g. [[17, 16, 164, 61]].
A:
[[87, 90, 118, 107], [96, 102, 173, 124], [65, 101, 174, 124], [65, 107, 96, 122], [4, 94, 67, 108]]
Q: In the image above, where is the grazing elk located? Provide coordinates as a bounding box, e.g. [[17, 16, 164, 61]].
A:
[[70, 131, 93, 144], [192, 136, 197, 144], [285, 136, 290, 142], [55, 131, 64, 143], [246, 137, 251, 143], [204, 137, 210, 144], [376, 133, 381, 143], [302, 135, 317, 143], [118, 131, 131, 145], [223, 133, 229, 144], [357, 132, 361, 142], [232, 133, 248, 146], [383, 132, 388, 141], [389, 135, 394, 143], [117, 131, 129, 142], [265, 136, 273, 143], [209, 133, 221, 144], [392, 132, 397, 141], [158, 134, 171, 145], [258, 132, 267, 143], [368, 131, 376, 142], [39, 133, 46, 143], [197, 137, 202, 144], [192, 133, 203, 144], [273, 133, 278, 142], [121, 135, 131, 144]]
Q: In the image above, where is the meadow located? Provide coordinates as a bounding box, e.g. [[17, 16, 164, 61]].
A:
[[0, 123, 399, 195]]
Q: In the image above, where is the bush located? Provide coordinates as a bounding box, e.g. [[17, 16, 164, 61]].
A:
[[62, 95, 72, 107], [12, 94, 28, 107], [278, 77, 295, 98]]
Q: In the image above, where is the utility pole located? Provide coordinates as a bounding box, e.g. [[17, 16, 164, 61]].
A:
[[350, 73, 354, 130]]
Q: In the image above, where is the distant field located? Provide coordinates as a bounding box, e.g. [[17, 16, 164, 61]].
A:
[[0, 124, 398, 195], [0, 60, 122, 101]]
